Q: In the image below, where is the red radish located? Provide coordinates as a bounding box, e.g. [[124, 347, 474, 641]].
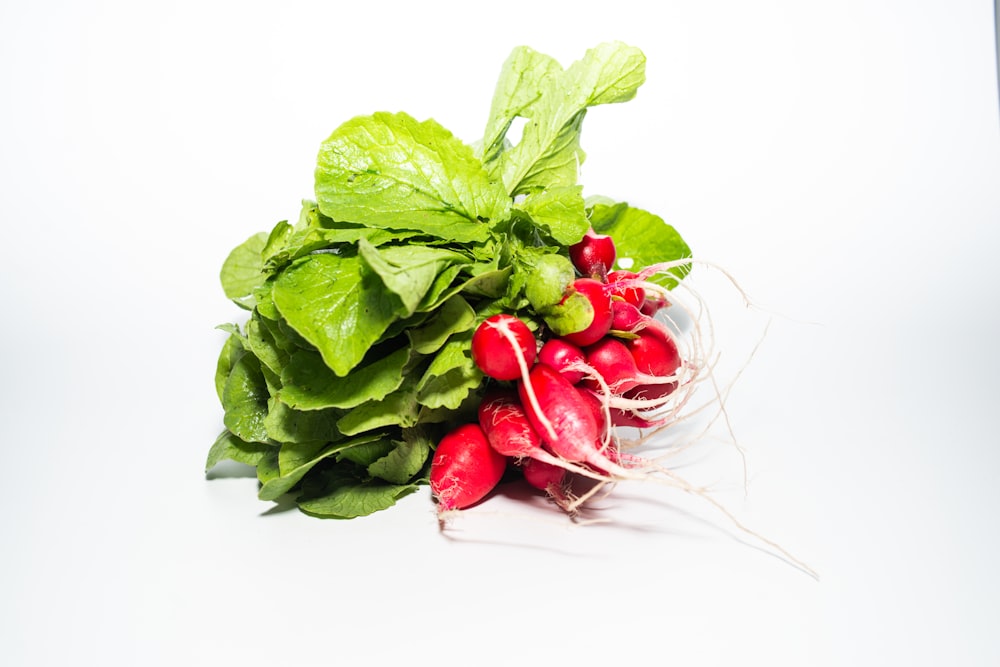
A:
[[470, 314, 536, 381], [628, 326, 681, 377], [537, 338, 586, 384], [560, 278, 613, 348], [477, 388, 544, 458], [518, 363, 614, 469], [430, 423, 508, 512], [569, 228, 616, 279], [521, 457, 567, 494], [640, 295, 669, 317], [582, 337, 644, 394], [623, 381, 677, 402], [607, 270, 645, 307], [611, 300, 644, 332]]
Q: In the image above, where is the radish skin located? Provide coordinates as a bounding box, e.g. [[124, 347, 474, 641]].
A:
[[429, 423, 507, 513]]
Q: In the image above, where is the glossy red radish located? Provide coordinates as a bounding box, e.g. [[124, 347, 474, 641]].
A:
[[607, 270, 645, 307], [611, 300, 644, 332], [470, 314, 536, 381], [429, 423, 507, 512], [477, 388, 544, 459], [569, 228, 616, 279], [521, 457, 568, 494], [537, 338, 587, 384], [628, 326, 681, 378], [560, 278, 613, 348]]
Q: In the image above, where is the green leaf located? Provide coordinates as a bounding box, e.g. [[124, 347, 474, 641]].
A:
[[367, 430, 431, 485], [221, 353, 271, 444], [406, 295, 477, 355], [221, 232, 268, 301], [315, 111, 510, 242], [480, 46, 563, 164], [277, 346, 410, 411], [336, 379, 422, 435], [588, 201, 692, 288], [297, 477, 419, 519], [358, 239, 471, 317], [494, 42, 646, 195], [540, 290, 594, 336], [264, 399, 342, 444], [215, 331, 245, 403], [272, 253, 401, 376], [206, 430, 273, 471], [522, 251, 575, 312], [258, 434, 384, 501], [515, 185, 589, 245], [416, 335, 483, 410]]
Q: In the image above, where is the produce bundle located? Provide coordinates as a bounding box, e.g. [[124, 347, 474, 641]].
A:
[[207, 42, 717, 522]]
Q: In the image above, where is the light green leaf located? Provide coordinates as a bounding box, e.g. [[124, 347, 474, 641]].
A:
[[297, 479, 419, 519], [416, 336, 483, 410], [258, 434, 383, 501], [367, 430, 432, 485], [495, 42, 646, 195], [264, 399, 341, 444], [480, 46, 563, 164], [221, 353, 271, 444], [406, 295, 477, 355], [358, 239, 471, 317], [336, 379, 422, 435], [272, 253, 400, 376], [221, 232, 268, 301], [206, 430, 273, 471], [515, 185, 589, 245], [315, 111, 510, 242]]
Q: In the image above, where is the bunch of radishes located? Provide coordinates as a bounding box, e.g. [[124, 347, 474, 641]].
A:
[[429, 227, 703, 517]]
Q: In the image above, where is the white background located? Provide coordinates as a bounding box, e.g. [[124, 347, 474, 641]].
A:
[[2, 1, 999, 665]]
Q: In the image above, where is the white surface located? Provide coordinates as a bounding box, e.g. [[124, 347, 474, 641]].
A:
[[2, 1, 999, 665]]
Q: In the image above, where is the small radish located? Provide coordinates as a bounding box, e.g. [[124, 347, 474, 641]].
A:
[[628, 326, 681, 378], [521, 457, 568, 495], [430, 423, 508, 512], [537, 338, 587, 384], [477, 388, 544, 459], [607, 270, 645, 308], [611, 299, 644, 332], [470, 314, 536, 381], [518, 363, 610, 468], [640, 295, 670, 317], [569, 228, 616, 280], [582, 337, 644, 394], [560, 278, 613, 348]]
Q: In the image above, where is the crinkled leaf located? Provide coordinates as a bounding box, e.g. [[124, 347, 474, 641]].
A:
[[221, 232, 268, 301], [277, 346, 410, 410], [206, 430, 273, 472], [297, 478, 418, 519], [221, 353, 271, 444], [480, 46, 563, 164], [588, 201, 692, 288], [367, 430, 432, 485], [315, 111, 510, 242], [358, 239, 471, 317], [336, 379, 422, 435], [258, 434, 384, 501], [495, 42, 646, 195], [406, 295, 477, 355], [416, 336, 483, 410], [515, 185, 589, 245], [264, 399, 342, 444], [272, 253, 400, 376]]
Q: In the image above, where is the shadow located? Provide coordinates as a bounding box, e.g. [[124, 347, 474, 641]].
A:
[[205, 460, 258, 480], [259, 496, 299, 516]]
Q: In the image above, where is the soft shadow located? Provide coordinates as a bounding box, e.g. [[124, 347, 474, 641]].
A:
[[205, 460, 258, 480]]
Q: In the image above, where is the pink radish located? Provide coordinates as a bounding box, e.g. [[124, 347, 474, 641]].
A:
[[569, 228, 616, 279], [582, 337, 644, 394], [560, 278, 613, 348], [610, 299, 644, 332], [477, 388, 545, 459], [470, 314, 536, 381], [429, 423, 507, 512], [537, 338, 587, 384]]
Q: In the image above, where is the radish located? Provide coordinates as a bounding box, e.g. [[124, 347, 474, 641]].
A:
[[607, 270, 645, 307], [611, 300, 644, 332], [537, 338, 587, 384], [429, 423, 508, 512], [627, 325, 681, 378], [569, 228, 616, 280], [477, 388, 545, 459], [560, 278, 613, 348], [470, 314, 536, 381]]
